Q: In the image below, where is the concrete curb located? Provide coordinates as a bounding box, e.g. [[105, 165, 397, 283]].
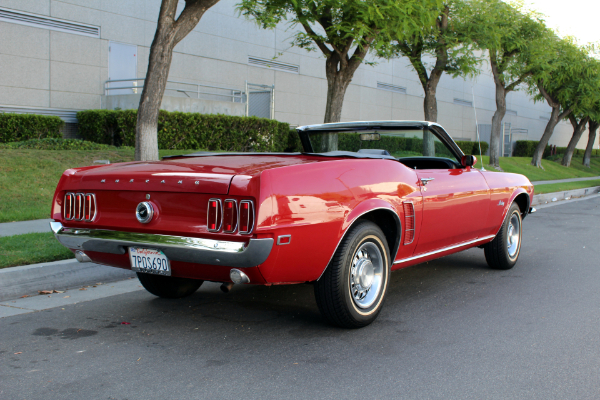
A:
[[0, 219, 52, 237], [532, 186, 600, 206], [0, 259, 135, 302]]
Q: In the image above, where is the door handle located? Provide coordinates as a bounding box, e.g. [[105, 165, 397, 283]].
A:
[[420, 178, 435, 186]]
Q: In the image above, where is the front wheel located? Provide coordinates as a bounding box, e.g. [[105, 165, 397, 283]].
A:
[[137, 273, 203, 299], [314, 221, 390, 328], [484, 202, 522, 270]]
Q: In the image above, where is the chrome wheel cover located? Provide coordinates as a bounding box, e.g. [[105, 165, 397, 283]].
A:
[[350, 241, 384, 309], [507, 212, 521, 258]]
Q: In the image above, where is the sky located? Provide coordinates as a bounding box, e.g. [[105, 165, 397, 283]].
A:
[[523, 0, 599, 46]]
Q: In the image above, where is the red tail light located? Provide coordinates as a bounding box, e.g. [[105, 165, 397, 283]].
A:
[[64, 193, 75, 220], [403, 201, 415, 245], [239, 200, 255, 234], [223, 200, 238, 233], [74, 193, 84, 221], [85, 193, 96, 222], [63, 192, 96, 222], [207, 199, 222, 232]]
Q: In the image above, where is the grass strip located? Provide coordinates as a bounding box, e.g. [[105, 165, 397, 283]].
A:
[[0, 232, 74, 269], [533, 180, 600, 195], [0, 149, 197, 223], [478, 155, 600, 182]]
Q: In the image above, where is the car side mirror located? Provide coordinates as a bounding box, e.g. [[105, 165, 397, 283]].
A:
[[461, 155, 477, 167]]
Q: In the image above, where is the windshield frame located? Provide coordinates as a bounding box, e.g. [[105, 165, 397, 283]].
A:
[[296, 121, 466, 162]]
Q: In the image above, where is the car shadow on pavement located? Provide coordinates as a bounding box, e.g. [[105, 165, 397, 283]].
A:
[[97, 247, 494, 334]]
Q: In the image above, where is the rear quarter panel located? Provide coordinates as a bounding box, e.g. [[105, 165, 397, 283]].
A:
[[256, 159, 421, 283]]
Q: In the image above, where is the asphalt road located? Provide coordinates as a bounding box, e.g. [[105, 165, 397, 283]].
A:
[[2, 197, 600, 400]]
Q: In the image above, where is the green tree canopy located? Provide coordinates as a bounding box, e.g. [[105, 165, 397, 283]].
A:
[[526, 37, 595, 167], [462, 0, 550, 167], [237, 0, 442, 150], [382, 0, 480, 155], [559, 54, 600, 167]]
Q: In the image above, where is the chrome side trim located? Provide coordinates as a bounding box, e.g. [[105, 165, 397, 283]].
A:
[[402, 201, 415, 245], [277, 235, 291, 245], [50, 222, 273, 269], [393, 235, 495, 265]]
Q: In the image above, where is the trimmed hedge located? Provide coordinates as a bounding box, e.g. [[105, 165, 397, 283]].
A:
[[455, 140, 489, 156], [0, 113, 64, 143], [514, 140, 600, 158], [77, 110, 298, 152], [555, 147, 600, 156], [0, 138, 130, 150], [514, 140, 551, 158], [335, 133, 487, 156]]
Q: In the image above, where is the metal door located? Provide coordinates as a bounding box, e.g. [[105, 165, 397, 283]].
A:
[[108, 42, 138, 95], [245, 82, 274, 119], [478, 124, 492, 155], [413, 168, 490, 255], [503, 122, 512, 157]]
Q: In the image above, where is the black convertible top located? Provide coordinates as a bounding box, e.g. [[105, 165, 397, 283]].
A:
[[162, 151, 396, 161]]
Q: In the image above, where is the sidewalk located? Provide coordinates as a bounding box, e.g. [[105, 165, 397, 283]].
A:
[[531, 176, 600, 185], [0, 218, 51, 237]]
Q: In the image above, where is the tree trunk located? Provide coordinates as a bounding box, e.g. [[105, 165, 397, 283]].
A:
[[531, 81, 572, 168], [562, 116, 590, 167], [531, 106, 572, 167], [422, 78, 439, 156], [136, 25, 176, 161], [321, 50, 365, 151], [583, 120, 599, 167], [323, 65, 352, 124], [135, 0, 218, 161], [489, 82, 507, 167]]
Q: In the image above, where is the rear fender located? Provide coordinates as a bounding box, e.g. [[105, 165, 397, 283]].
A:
[[318, 199, 401, 280]]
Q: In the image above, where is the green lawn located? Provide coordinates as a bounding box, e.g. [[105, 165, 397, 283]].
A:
[[476, 155, 600, 182], [0, 232, 74, 269], [0, 149, 198, 223], [531, 179, 600, 195]]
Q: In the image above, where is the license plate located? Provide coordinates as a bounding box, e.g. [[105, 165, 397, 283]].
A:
[[129, 247, 171, 276]]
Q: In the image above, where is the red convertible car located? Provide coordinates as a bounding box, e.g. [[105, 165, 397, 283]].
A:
[[50, 121, 534, 328]]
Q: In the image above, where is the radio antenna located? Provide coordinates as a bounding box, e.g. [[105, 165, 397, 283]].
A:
[[472, 86, 485, 171]]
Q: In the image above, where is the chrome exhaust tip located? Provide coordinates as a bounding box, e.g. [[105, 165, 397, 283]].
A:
[[220, 282, 234, 293], [230, 269, 250, 284], [74, 250, 91, 263]]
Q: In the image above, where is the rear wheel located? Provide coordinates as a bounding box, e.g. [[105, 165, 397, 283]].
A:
[[314, 221, 390, 328], [137, 273, 203, 299], [484, 202, 522, 270]]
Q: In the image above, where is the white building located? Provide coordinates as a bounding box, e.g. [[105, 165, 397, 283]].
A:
[[0, 0, 592, 152]]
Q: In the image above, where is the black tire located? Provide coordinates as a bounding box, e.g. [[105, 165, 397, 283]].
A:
[[314, 221, 390, 328], [484, 202, 522, 270], [137, 272, 203, 299]]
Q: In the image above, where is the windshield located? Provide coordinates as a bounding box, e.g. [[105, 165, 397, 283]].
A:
[[306, 129, 458, 160]]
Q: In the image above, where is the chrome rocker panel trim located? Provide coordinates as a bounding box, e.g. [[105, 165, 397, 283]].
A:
[[393, 235, 495, 265], [50, 221, 273, 269]]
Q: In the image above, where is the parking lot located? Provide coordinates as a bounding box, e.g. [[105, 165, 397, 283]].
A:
[[2, 197, 600, 400]]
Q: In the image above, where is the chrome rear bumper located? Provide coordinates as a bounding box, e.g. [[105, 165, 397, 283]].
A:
[[50, 222, 273, 268]]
